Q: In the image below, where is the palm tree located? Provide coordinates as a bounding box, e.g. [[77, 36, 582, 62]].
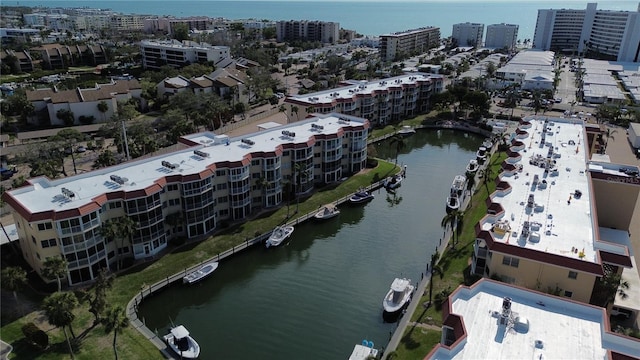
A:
[[291, 106, 299, 121], [1, 266, 27, 307], [102, 305, 129, 360], [389, 133, 406, 165], [603, 128, 617, 151], [116, 217, 136, 268], [479, 165, 494, 195], [464, 171, 476, 200], [100, 219, 120, 269], [279, 105, 290, 123], [42, 291, 79, 359], [428, 250, 444, 305], [42, 255, 68, 292]]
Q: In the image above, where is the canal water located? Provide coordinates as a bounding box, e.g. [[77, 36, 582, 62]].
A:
[[137, 129, 484, 360]]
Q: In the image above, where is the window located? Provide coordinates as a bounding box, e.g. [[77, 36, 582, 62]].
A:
[[564, 291, 573, 298], [502, 256, 519, 267], [216, 170, 226, 176], [108, 201, 122, 209], [41, 238, 57, 248], [251, 159, 260, 166], [37, 222, 53, 231], [568, 271, 578, 279], [167, 184, 179, 192]]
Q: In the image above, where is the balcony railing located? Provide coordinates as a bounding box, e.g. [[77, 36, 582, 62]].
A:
[[231, 197, 252, 208], [230, 184, 251, 195]]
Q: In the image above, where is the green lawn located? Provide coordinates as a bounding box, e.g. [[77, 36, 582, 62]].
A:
[[395, 152, 507, 359], [1, 160, 399, 360]]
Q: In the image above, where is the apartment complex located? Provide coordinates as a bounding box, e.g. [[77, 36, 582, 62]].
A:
[[140, 40, 230, 70], [2, 113, 369, 285], [427, 279, 640, 359], [485, 23, 519, 50], [451, 23, 484, 47], [533, 3, 640, 62], [33, 43, 107, 70], [379, 27, 441, 62], [143, 17, 222, 35], [284, 73, 444, 126], [275, 20, 340, 44], [471, 117, 638, 306]]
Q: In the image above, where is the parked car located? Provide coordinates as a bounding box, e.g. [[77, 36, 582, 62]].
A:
[[76, 146, 87, 153]]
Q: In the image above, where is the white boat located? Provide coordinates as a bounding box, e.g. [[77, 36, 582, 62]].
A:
[[163, 325, 200, 359], [314, 205, 340, 220], [183, 261, 219, 285], [446, 175, 467, 213], [466, 159, 479, 173], [349, 190, 374, 204], [446, 194, 461, 213], [397, 125, 416, 137], [476, 146, 488, 162], [382, 277, 415, 315], [348, 340, 379, 360], [265, 225, 295, 248], [384, 174, 403, 189]]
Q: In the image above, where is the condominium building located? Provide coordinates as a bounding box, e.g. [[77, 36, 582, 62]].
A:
[[140, 40, 230, 70], [452, 22, 484, 47], [533, 3, 640, 62], [427, 279, 640, 359], [275, 20, 340, 44], [379, 27, 441, 62], [143, 17, 218, 35], [485, 23, 519, 50], [284, 73, 444, 126], [2, 113, 369, 285], [471, 117, 638, 305], [110, 14, 145, 31]]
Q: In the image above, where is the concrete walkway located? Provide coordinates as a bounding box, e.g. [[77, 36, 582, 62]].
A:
[[0, 340, 12, 360]]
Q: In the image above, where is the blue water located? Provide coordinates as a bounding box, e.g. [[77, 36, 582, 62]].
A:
[[13, 1, 640, 40]]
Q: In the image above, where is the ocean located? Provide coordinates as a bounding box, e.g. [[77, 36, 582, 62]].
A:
[[10, 1, 640, 40]]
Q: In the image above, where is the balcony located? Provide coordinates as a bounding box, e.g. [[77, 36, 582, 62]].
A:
[[230, 184, 251, 195], [228, 170, 249, 182], [231, 197, 252, 208]]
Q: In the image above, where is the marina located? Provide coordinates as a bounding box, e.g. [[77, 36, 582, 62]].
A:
[[136, 129, 484, 359]]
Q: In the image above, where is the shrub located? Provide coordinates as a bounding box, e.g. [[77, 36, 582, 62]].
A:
[[21, 322, 49, 349]]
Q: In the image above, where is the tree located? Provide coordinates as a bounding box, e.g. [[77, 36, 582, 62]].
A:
[[389, 133, 406, 165], [172, 23, 190, 42], [100, 219, 122, 270], [116, 217, 136, 269], [56, 109, 75, 126], [479, 165, 494, 195], [464, 171, 476, 200], [428, 250, 444, 305], [1, 266, 27, 306], [42, 292, 79, 359], [49, 128, 85, 175], [93, 150, 118, 169], [102, 305, 129, 360], [42, 255, 68, 292], [87, 268, 113, 325], [97, 101, 109, 122], [441, 209, 464, 246], [279, 105, 291, 123]]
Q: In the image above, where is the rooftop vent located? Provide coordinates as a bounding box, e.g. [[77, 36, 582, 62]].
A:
[[241, 138, 255, 146], [281, 130, 295, 137], [311, 124, 324, 130], [161, 160, 178, 170], [194, 150, 209, 158], [61, 187, 75, 198], [110, 175, 127, 185]]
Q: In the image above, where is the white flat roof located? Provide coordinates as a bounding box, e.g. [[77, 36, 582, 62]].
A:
[[0, 223, 18, 246], [429, 280, 640, 359], [584, 84, 626, 100], [483, 116, 597, 261], [7, 113, 366, 216], [286, 73, 443, 106]]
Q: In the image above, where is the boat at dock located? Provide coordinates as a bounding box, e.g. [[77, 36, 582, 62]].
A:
[[446, 175, 467, 213], [349, 190, 374, 205], [466, 159, 479, 173], [384, 174, 403, 190], [348, 340, 379, 360], [314, 205, 340, 220], [476, 146, 488, 163], [382, 277, 415, 317], [397, 125, 416, 137], [265, 225, 295, 248], [163, 325, 200, 359], [183, 261, 219, 285]]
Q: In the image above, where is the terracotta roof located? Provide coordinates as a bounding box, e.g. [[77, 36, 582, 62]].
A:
[[49, 89, 82, 104], [26, 88, 56, 101]]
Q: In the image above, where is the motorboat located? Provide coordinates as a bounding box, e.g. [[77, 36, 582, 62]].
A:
[[183, 261, 219, 285], [446, 194, 460, 213], [397, 125, 416, 137], [314, 205, 340, 220], [163, 325, 200, 359], [466, 159, 479, 173], [265, 225, 295, 248], [348, 340, 379, 360], [349, 190, 374, 204], [384, 174, 403, 190], [476, 146, 488, 163], [382, 277, 415, 315], [451, 175, 466, 197]]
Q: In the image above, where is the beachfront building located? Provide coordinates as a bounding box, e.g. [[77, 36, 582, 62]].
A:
[[471, 116, 638, 308], [140, 40, 230, 70], [485, 23, 519, 50], [379, 27, 441, 62], [451, 23, 484, 47], [143, 16, 222, 35], [426, 279, 640, 359], [275, 20, 340, 44], [533, 3, 640, 62], [110, 14, 145, 31], [2, 113, 369, 286], [283, 73, 444, 126]]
